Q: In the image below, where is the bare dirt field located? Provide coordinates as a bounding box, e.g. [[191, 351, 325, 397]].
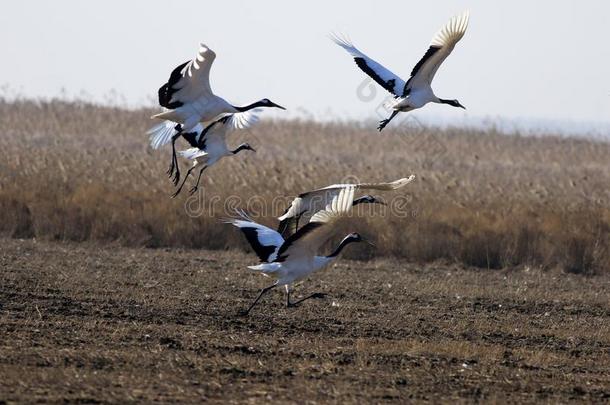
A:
[[1, 238, 609, 403]]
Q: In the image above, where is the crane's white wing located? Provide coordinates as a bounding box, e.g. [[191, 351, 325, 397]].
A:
[[225, 211, 284, 263], [157, 44, 217, 109], [277, 189, 340, 222], [330, 33, 406, 98], [405, 11, 469, 92], [310, 185, 355, 223], [147, 119, 178, 150], [276, 186, 355, 262], [277, 176, 415, 223], [225, 109, 261, 130], [319, 176, 415, 193], [201, 109, 258, 147], [276, 188, 342, 239], [148, 120, 205, 150]]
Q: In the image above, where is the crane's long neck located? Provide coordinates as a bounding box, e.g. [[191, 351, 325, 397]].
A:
[[352, 196, 377, 207], [351, 196, 367, 207], [327, 235, 358, 258], [233, 100, 264, 112], [313, 236, 357, 273], [231, 143, 250, 154], [437, 98, 462, 108]]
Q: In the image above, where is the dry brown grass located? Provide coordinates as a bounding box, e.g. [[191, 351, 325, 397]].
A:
[[0, 98, 609, 274]]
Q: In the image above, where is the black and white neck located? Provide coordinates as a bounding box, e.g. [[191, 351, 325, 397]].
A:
[[233, 101, 264, 112], [231, 143, 252, 154], [352, 195, 383, 207], [232, 98, 285, 112], [326, 235, 360, 258], [437, 98, 465, 109]]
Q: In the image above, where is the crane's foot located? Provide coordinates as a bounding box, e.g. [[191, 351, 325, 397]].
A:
[[377, 119, 389, 132], [287, 292, 327, 307], [171, 183, 186, 199], [172, 169, 181, 186]]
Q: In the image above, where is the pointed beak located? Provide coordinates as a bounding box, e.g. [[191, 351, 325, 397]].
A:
[[374, 198, 387, 206], [272, 102, 286, 110], [361, 237, 375, 247], [250, 146, 257, 153], [459, 103, 466, 110]]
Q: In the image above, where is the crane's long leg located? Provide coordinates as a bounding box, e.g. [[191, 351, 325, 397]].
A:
[[188, 165, 208, 195], [172, 164, 197, 198], [286, 286, 327, 308], [377, 110, 399, 132], [167, 132, 182, 185], [170, 139, 178, 185], [166, 138, 175, 176], [240, 283, 277, 316]]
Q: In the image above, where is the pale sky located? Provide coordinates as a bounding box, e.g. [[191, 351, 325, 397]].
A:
[[2, 0, 609, 134]]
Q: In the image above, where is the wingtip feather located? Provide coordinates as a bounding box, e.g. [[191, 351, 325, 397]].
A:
[[147, 121, 177, 150], [431, 10, 470, 48], [329, 32, 359, 55], [393, 175, 416, 188]]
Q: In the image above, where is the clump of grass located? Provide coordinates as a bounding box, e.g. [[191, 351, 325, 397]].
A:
[[0, 99, 609, 274]]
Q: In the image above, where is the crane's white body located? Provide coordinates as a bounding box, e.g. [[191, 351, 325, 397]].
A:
[[153, 97, 237, 131], [248, 256, 334, 286], [332, 11, 469, 120], [148, 109, 256, 151], [178, 111, 259, 173], [151, 44, 237, 132], [149, 43, 283, 146], [227, 186, 357, 287], [163, 111, 259, 197], [392, 88, 435, 111]]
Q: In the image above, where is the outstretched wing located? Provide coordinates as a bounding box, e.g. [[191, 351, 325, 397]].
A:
[[330, 33, 406, 98], [225, 211, 284, 263], [147, 121, 204, 150], [198, 109, 260, 149], [404, 11, 469, 93], [147, 119, 179, 150], [224, 108, 261, 130], [276, 214, 300, 240], [277, 176, 415, 226], [276, 186, 355, 262], [157, 43, 217, 109], [157, 62, 189, 109], [353, 175, 415, 191], [277, 188, 342, 224]]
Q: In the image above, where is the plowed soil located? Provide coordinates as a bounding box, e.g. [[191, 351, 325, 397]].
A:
[[1, 238, 609, 403]]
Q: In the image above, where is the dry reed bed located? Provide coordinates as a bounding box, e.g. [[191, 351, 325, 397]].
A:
[[0, 99, 608, 273]]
